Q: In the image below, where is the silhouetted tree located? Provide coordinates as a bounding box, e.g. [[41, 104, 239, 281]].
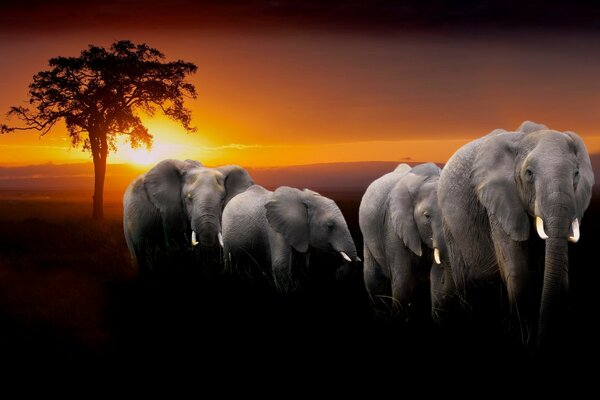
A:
[[1, 40, 197, 219]]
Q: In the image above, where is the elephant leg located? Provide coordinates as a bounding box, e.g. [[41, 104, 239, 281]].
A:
[[124, 219, 154, 271], [442, 220, 472, 312], [490, 219, 535, 345], [390, 253, 415, 321], [431, 262, 449, 322], [363, 245, 391, 316], [124, 224, 140, 267], [129, 241, 143, 270], [270, 234, 295, 293]]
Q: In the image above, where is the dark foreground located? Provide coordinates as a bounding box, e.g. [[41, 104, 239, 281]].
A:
[[0, 190, 598, 384]]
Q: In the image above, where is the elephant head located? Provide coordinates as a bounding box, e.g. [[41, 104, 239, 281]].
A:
[[389, 163, 453, 321], [472, 121, 594, 346], [265, 187, 359, 264], [390, 163, 446, 263], [144, 159, 254, 250]]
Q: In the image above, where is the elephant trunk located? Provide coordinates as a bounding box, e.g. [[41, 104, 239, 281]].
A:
[[537, 190, 572, 348], [537, 237, 568, 348], [431, 266, 456, 324], [335, 238, 359, 263], [339, 249, 359, 262], [430, 223, 456, 324], [335, 241, 359, 280], [191, 215, 222, 249]]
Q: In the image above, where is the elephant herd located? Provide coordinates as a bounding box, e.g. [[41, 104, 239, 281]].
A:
[[123, 161, 359, 286], [123, 121, 594, 348]]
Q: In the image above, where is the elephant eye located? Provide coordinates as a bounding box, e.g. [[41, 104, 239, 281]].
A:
[[186, 193, 193, 200], [327, 222, 335, 231], [525, 168, 534, 180], [423, 211, 431, 220]]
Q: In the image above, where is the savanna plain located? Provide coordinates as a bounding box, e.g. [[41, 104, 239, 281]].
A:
[[1, 182, 599, 379]]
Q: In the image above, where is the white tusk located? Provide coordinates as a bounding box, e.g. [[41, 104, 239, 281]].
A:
[[434, 248, 441, 265], [568, 218, 580, 243], [356, 256, 362, 262], [191, 230, 199, 247], [535, 216, 548, 240], [218, 232, 224, 248], [340, 251, 352, 262]]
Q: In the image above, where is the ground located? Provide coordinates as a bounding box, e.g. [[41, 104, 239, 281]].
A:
[[0, 189, 598, 380]]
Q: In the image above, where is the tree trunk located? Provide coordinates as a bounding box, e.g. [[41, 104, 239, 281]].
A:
[[92, 155, 106, 220], [90, 129, 108, 220]]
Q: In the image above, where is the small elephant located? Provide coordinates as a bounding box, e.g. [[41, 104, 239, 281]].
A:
[[222, 185, 360, 292], [438, 121, 594, 347], [359, 163, 453, 320], [123, 159, 254, 270]]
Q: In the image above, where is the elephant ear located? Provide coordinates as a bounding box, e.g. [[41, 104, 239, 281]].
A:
[[217, 165, 255, 206], [265, 187, 309, 253], [517, 121, 548, 134], [390, 172, 426, 256], [473, 134, 530, 241], [565, 131, 595, 220], [394, 163, 411, 174], [410, 162, 441, 177], [184, 159, 203, 168], [144, 159, 198, 246]]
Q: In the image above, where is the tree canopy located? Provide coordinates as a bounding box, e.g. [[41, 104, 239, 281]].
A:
[[1, 40, 198, 219]]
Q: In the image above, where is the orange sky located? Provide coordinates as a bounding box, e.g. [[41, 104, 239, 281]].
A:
[[2, 21, 600, 167]]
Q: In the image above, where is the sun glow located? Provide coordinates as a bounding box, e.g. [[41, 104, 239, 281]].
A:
[[121, 145, 168, 165], [113, 137, 194, 165], [111, 117, 213, 165]]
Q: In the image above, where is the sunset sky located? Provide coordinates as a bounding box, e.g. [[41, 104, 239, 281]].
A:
[[1, 1, 600, 167]]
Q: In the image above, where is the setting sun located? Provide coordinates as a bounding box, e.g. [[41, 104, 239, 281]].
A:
[[111, 117, 216, 166], [118, 143, 168, 166], [112, 136, 192, 166]]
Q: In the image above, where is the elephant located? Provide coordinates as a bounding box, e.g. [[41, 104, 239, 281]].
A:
[[221, 185, 360, 292], [438, 121, 594, 348], [359, 162, 453, 320], [123, 159, 254, 271]]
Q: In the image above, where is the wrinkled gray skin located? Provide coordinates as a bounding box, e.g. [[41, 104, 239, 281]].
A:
[[439, 121, 594, 348], [222, 185, 359, 292], [359, 163, 453, 320], [123, 159, 254, 270]]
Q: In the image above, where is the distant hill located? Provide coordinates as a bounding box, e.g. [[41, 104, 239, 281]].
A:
[[0, 156, 597, 195], [0, 163, 147, 192], [247, 161, 443, 191], [0, 161, 422, 193]]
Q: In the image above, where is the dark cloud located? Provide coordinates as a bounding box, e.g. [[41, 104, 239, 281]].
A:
[[1, 1, 600, 33]]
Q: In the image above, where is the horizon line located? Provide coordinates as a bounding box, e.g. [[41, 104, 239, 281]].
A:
[[0, 159, 443, 169]]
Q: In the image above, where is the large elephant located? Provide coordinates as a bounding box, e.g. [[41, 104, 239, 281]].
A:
[[123, 159, 254, 270], [438, 121, 594, 347], [359, 163, 453, 320], [222, 185, 360, 292]]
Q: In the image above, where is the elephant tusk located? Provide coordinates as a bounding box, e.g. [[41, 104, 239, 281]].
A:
[[434, 248, 441, 265], [340, 251, 352, 262], [191, 230, 199, 247], [568, 218, 580, 243], [535, 216, 548, 240], [218, 232, 224, 248], [356, 256, 362, 262]]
